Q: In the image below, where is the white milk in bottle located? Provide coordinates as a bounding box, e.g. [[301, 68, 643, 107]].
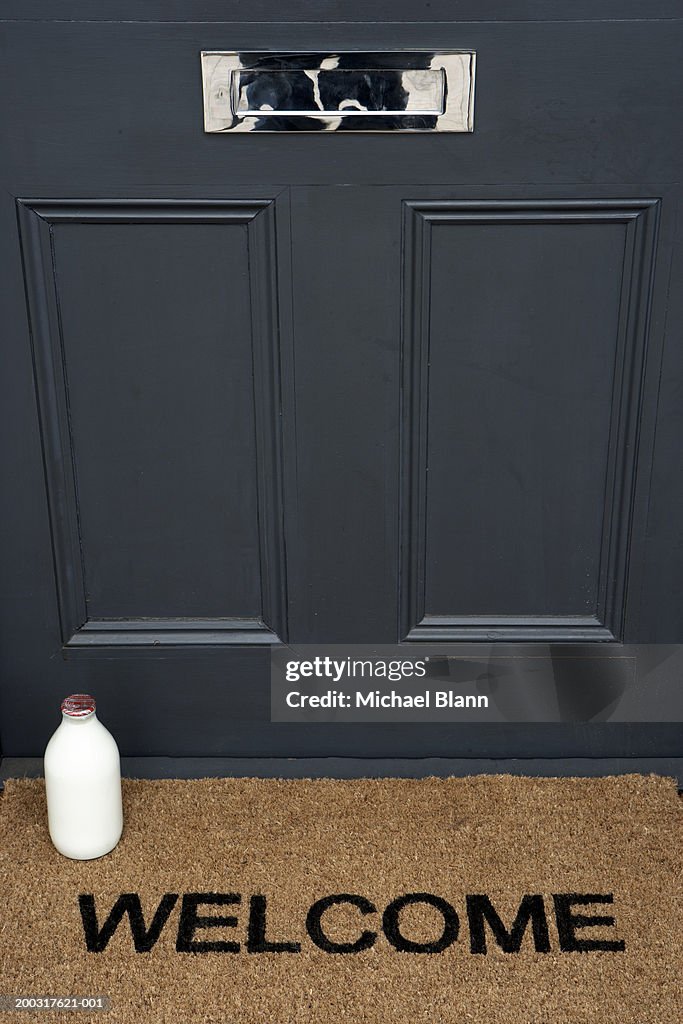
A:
[[44, 694, 123, 859]]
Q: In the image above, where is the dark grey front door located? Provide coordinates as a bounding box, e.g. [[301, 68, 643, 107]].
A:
[[1, 2, 682, 759]]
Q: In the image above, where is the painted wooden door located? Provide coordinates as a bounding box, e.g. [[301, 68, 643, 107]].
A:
[[1, 2, 681, 759]]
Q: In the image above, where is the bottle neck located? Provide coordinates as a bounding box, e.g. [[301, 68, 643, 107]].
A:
[[61, 711, 98, 727]]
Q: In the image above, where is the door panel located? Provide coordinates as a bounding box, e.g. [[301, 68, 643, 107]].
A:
[[401, 200, 660, 643], [17, 199, 289, 646], [1, 5, 682, 759]]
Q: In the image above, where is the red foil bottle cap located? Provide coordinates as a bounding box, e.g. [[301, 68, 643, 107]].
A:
[[61, 694, 96, 718]]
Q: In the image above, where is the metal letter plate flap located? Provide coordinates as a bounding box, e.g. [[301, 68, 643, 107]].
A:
[[201, 52, 476, 133]]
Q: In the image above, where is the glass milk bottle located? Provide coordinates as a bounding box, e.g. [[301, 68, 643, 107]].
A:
[[44, 694, 123, 859]]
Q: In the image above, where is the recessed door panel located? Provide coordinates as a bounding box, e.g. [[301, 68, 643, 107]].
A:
[[17, 200, 288, 646], [400, 200, 660, 642]]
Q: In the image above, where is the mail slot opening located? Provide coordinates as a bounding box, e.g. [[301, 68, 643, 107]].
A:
[[231, 68, 446, 118]]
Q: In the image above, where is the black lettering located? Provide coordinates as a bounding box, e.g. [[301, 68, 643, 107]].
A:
[[247, 895, 300, 953], [306, 894, 377, 953], [383, 893, 459, 954], [176, 892, 241, 953], [553, 894, 625, 952], [466, 894, 550, 954], [78, 893, 178, 953]]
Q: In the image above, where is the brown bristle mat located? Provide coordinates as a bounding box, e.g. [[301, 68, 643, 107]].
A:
[[0, 775, 681, 1023]]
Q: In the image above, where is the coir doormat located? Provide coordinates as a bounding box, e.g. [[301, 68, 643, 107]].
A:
[[0, 776, 681, 1024]]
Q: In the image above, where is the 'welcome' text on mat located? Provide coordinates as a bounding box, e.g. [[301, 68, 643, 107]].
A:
[[0, 776, 680, 1023]]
